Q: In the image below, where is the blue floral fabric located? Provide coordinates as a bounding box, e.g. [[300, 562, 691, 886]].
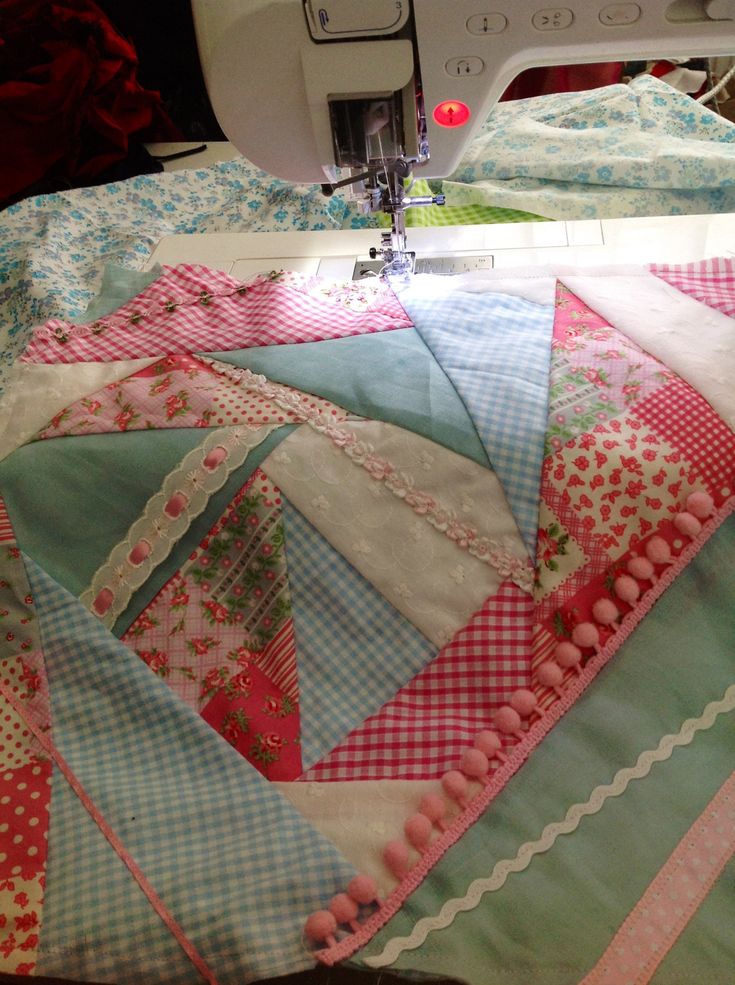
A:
[[443, 75, 735, 220]]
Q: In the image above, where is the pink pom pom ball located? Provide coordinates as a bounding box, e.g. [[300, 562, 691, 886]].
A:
[[645, 536, 672, 565], [404, 813, 433, 851], [383, 841, 410, 878], [614, 574, 640, 604], [686, 491, 714, 519], [536, 661, 564, 690], [510, 688, 538, 718], [330, 893, 358, 924], [554, 641, 582, 670], [347, 874, 379, 905], [460, 747, 490, 781], [592, 598, 619, 625], [304, 910, 338, 945], [674, 511, 702, 538], [572, 622, 599, 649], [441, 770, 469, 806], [494, 705, 522, 735], [627, 556, 654, 580], [419, 793, 448, 827], [474, 730, 502, 757]]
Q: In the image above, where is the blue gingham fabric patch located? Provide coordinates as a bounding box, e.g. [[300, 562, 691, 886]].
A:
[[25, 556, 356, 984], [282, 500, 437, 769], [399, 287, 556, 555]]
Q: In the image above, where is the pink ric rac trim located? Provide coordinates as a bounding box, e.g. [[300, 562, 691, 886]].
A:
[[0, 679, 220, 985], [580, 769, 735, 985], [316, 495, 735, 966]]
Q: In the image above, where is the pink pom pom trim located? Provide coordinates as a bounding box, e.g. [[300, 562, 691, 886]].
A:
[[627, 555, 654, 581], [441, 770, 470, 808], [674, 511, 702, 538], [614, 574, 640, 604], [554, 640, 582, 671], [347, 874, 379, 906], [383, 840, 410, 878], [536, 660, 564, 694], [494, 705, 522, 735], [460, 747, 490, 784], [404, 813, 433, 851], [330, 893, 359, 928], [510, 688, 538, 719], [305, 910, 338, 946], [645, 535, 672, 565], [591, 598, 618, 626], [686, 491, 714, 519], [572, 621, 599, 649], [419, 793, 448, 830], [474, 729, 506, 761]]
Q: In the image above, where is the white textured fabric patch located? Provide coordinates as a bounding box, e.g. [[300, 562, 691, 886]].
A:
[[275, 778, 440, 892], [0, 357, 159, 460], [562, 271, 735, 430], [263, 420, 527, 646]]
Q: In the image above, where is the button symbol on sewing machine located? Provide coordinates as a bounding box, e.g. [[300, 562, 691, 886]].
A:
[[466, 13, 508, 34], [598, 3, 641, 25], [445, 56, 485, 77], [531, 7, 574, 29]]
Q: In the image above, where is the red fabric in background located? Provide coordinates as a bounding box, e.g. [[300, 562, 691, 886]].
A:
[[501, 63, 623, 100], [0, 0, 180, 204]]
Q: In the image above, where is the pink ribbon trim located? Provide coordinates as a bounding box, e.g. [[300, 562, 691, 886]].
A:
[[0, 680, 220, 985], [317, 496, 735, 965], [580, 770, 735, 985]]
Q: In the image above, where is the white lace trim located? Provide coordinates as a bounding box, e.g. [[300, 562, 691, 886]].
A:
[[80, 424, 280, 627], [205, 363, 533, 594], [363, 682, 735, 968]]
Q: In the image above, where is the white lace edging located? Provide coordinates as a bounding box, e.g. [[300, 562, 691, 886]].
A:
[[80, 424, 280, 627], [205, 363, 534, 594], [363, 682, 735, 968]]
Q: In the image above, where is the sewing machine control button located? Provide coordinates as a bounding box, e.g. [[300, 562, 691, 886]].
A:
[[531, 7, 574, 30], [445, 56, 485, 77], [466, 13, 508, 34], [599, 3, 641, 25]]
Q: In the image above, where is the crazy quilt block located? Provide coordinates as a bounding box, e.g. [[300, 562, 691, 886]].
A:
[[0, 259, 732, 983]]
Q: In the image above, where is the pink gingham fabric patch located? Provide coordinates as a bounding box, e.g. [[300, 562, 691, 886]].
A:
[[301, 582, 533, 782], [650, 257, 735, 319], [21, 265, 413, 364]]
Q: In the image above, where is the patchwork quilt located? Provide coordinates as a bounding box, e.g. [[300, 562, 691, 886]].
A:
[[0, 257, 733, 984]]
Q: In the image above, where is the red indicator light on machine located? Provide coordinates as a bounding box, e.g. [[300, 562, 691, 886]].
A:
[[432, 100, 471, 127]]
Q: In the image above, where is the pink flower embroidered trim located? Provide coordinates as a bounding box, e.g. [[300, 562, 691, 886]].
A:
[[204, 362, 534, 594]]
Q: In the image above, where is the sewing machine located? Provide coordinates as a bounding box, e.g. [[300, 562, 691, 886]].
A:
[[190, 0, 735, 277]]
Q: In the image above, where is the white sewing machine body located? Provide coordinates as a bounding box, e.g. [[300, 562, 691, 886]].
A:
[[192, 0, 735, 184]]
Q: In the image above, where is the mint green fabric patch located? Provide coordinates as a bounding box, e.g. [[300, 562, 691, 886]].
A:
[[82, 264, 162, 321], [355, 514, 735, 983], [206, 329, 490, 469], [0, 429, 206, 598]]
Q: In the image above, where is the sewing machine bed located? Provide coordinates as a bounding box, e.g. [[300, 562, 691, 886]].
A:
[[0, 213, 733, 983]]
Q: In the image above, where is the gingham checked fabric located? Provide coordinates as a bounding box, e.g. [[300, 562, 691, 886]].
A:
[[26, 557, 356, 984], [281, 500, 437, 771], [399, 287, 556, 555], [302, 581, 533, 781], [650, 257, 735, 320], [632, 378, 735, 496], [21, 264, 413, 365]]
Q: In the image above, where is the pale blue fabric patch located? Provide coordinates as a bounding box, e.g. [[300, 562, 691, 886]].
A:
[[207, 329, 490, 469], [27, 557, 356, 984], [281, 499, 437, 769], [399, 288, 555, 556]]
